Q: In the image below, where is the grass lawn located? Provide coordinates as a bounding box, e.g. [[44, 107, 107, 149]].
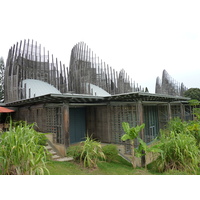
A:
[[46, 155, 197, 175]]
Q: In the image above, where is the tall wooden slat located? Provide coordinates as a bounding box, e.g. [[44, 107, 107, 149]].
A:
[[56, 58, 59, 90]]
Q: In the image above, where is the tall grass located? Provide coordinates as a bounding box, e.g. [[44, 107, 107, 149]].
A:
[[0, 121, 50, 175], [67, 136, 105, 168], [154, 118, 200, 173], [80, 136, 105, 168]]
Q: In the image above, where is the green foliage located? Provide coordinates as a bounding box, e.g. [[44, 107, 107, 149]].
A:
[[135, 138, 163, 158], [121, 122, 145, 142], [67, 136, 105, 168], [166, 117, 187, 134], [0, 121, 50, 175], [187, 120, 200, 146], [121, 122, 145, 168], [184, 88, 200, 101], [66, 145, 82, 161], [80, 136, 105, 168], [155, 130, 200, 173], [102, 144, 119, 162]]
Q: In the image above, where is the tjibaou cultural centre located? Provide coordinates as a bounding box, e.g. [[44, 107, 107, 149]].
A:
[[3, 39, 191, 158]]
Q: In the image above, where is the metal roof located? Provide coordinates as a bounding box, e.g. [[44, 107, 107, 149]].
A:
[[5, 92, 190, 107], [5, 93, 105, 106], [105, 92, 190, 102], [22, 79, 61, 98]]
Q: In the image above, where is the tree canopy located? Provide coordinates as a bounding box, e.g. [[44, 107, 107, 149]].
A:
[[184, 88, 200, 101]]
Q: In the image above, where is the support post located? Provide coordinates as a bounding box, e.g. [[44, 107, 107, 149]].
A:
[[137, 100, 145, 167], [137, 100, 144, 139], [63, 103, 70, 148], [168, 102, 172, 121], [180, 103, 185, 121]]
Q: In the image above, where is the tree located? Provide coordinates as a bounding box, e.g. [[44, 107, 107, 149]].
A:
[[184, 88, 200, 101], [0, 57, 4, 102]]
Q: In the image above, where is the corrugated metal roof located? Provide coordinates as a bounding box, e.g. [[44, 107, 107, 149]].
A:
[[22, 79, 61, 98], [5, 92, 190, 107], [86, 83, 111, 96]]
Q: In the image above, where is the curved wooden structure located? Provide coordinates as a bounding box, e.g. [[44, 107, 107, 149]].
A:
[[4, 39, 68, 103], [69, 42, 142, 95], [5, 40, 143, 104], [155, 69, 187, 96]]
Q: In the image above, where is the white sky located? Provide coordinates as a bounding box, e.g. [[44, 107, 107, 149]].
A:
[[1, 0, 200, 93]]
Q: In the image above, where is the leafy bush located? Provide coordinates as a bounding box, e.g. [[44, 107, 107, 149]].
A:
[[67, 136, 105, 168], [155, 130, 200, 173], [121, 122, 145, 168], [80, 136, 105, 168], [66, 145, 82, 161], [0, 122, 50, 175], [166, 117, 187, 134], [102, 144, 119, 162]]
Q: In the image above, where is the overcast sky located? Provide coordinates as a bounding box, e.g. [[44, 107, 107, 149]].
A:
[[1, 0, 200, 93]]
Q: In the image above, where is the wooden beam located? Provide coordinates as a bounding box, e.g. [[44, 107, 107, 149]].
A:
[[62, 103, 70, 148]]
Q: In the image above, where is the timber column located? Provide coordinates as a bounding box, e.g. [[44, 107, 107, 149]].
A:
[[137, 100, 144, 139], [180, 103, 185, 121], [137, 100, 145, 167], [167, 102, 172, 120], [62, 103, 70, 148]]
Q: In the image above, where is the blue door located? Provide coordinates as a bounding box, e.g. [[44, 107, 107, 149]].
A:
[[69, 107, 86, 144], [144, 106, 159, 143]]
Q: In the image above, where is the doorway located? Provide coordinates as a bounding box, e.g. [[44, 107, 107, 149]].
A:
[[69, 107, 86, 144]]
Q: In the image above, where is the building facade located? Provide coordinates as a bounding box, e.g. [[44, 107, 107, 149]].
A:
[[4, 39, 191, 157]]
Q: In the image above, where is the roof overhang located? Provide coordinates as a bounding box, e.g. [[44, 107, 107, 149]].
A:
[[104, 92, 190, 102], [5, 92, 190, 107], [5, 93, 105, 106]]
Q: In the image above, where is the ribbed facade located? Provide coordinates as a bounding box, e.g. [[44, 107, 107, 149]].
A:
[[155, 69, 187, 96], [5, 40, 143, 103], [4, 39, 68, 103]]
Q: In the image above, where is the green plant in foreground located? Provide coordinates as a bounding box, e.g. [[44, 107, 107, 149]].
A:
[[66, 145, 82, 161], [135, 138, 163, 168], [0, 121, 50, 175], [121, 122, 145, 168], [80, 136, 105, 168], [102, 144, 119, 162], [155, 130, 200, 173]]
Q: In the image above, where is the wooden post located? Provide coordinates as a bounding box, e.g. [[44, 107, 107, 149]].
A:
[[168, 102, 172, 121], [63, 103, 70, 148], [137, 100, 145, 167], [180, 103, 185, 121]]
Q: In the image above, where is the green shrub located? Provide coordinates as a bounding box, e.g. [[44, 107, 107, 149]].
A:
[[0, 121, 50, 175], [155, 131, 200, 173], [66, 136, 106, 168], [66, 145, 82, 161], [166, 117, 187, 134], [80, 136, 106, 168], [187, 121, 200, 146], [102, 144, 118, 162], [37, 133, 48, 146]]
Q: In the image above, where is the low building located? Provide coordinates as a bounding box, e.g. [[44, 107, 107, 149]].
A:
[[4, 39, 191, 157]]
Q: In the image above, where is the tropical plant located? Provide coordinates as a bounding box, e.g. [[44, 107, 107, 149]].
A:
[[80, 136, 105, 168], [135, 138, 163, 168], [154, 130, 200, 173], [66, 145, 83, 161], [0, 121, 50, 175], [166, 117, 187, 134], [102, 144, 119, 162], [121, 122, 145, 168]]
